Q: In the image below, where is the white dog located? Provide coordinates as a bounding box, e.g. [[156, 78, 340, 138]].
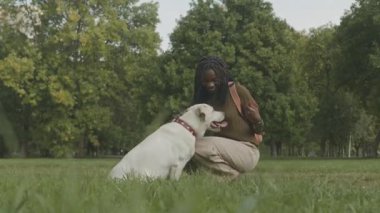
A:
[[109, 104, 227, 180]]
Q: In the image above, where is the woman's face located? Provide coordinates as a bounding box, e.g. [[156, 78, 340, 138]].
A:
[[201, 69, 218, 94]]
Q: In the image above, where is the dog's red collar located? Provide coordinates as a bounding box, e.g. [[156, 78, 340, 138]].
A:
[[172, 117, 196, 137]]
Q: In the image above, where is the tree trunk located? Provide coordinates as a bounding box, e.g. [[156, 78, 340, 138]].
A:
[[320, 137, 327, 157], [77, 129, 88, 158], [276, 141, 282, 156], [0, 135, 8, 157], [0, 101, 19, 153], [348, 134, 352, 158], [19, 116, 31, 157], [372, 130, 380, 157], [299, 146, 305, 157], [270, 141, 277, 158], [287, 145, 293, 156]]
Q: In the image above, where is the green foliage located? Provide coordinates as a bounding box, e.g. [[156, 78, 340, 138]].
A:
[[297, 0, 380, 157], [300, 27, 337, 97], [352, 109, 377, 146], [0, 0, 160, 156], [0, 54, 38, 105], [336, 0, 380, 116]]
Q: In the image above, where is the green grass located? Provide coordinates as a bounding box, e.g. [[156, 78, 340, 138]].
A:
[[0, 159, 379, 213]]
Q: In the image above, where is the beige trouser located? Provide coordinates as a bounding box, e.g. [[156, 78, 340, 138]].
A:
[[193, 136, 260, 177]]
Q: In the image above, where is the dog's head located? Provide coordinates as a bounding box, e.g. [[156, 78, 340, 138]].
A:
[[182, 104, 227, 136]]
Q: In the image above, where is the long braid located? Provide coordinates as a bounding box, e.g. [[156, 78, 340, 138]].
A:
[[192, 56, 232, 106]]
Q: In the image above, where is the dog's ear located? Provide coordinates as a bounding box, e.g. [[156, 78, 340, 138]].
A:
[[197, 107, 206, 121]]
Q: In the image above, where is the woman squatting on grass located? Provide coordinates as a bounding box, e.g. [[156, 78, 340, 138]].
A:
[[187, 56, 265, 180]]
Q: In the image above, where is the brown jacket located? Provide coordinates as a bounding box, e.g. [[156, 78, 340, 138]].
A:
[[206, 83, 262, 145]]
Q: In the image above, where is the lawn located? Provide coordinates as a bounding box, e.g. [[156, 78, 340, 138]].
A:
[[0, 158, 379, 213]]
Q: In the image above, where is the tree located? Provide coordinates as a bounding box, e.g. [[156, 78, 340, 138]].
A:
[[0, 2, 42, 156], [335, 0, 380, 156], [0, 0, 161, 157]]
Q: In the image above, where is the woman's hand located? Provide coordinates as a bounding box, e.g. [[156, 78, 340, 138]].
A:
[[244, 103, 261, 124], [244, 103, 265, 134]]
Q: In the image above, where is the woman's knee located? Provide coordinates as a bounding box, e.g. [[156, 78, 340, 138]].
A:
[[194, 137, 218, 157]]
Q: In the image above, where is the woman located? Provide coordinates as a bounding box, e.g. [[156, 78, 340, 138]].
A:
[[190, 56, 264, 179]]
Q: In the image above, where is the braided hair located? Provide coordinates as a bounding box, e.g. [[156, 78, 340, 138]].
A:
[[192, 56, 232, 106]]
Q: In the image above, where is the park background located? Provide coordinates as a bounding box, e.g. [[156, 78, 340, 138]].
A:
[[0, 0, 379, 158]]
